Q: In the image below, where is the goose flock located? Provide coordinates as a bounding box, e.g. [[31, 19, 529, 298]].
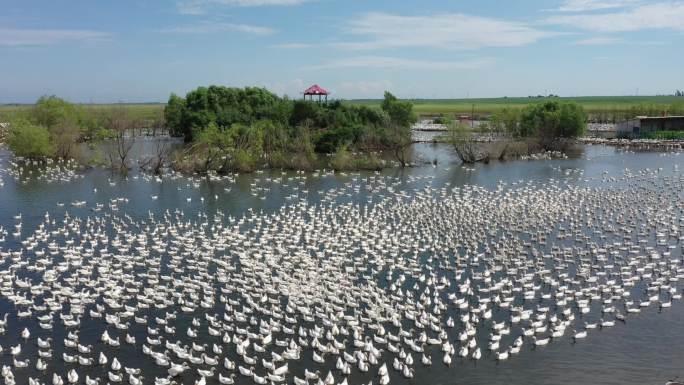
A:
[[0, 158, 84, 186], [0, 156, 683, 385]]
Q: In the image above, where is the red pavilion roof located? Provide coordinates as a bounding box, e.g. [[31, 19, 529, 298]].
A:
[[303, 84, 329, 95]]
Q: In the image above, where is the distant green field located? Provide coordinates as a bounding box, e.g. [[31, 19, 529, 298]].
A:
[[2, 96, 682, 124], [347, 96, 684, 119], [0, 103, 165, 122]]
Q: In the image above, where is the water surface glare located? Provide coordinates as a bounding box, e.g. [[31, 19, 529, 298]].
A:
[[0, 144, 682, 385]]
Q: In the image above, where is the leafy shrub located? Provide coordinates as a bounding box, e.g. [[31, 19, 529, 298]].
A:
[[354, 153, 385, 170], [382, 91, 416, 128], [32, 95, 83, 130], [329, 145, 354, 170], [314, 125, 364, 154], [268, 151, 317, 171], [329, 146, 384, 171], [230, 149, 258, 172], [165, 86, 291, 142], [7, 120, 54, 158], [490, 108, 522, 136], [165, 94, 187, 139], [519, 101, 587, 142]]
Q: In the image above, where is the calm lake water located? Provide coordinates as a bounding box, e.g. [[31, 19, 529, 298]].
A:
[[0, 142, 682, 385]]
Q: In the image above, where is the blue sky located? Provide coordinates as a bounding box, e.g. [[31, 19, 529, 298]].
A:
[[1, 0, 683, 103]]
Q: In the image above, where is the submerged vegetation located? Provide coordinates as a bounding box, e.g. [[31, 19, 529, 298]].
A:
[[448, 123, 490, 164], [1, 96, 166, 172], [448, 101, 587, 163], [164, 86, 416, 173]]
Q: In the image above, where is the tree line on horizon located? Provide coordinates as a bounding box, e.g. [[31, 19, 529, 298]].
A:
[[0, 85, 621, 174]]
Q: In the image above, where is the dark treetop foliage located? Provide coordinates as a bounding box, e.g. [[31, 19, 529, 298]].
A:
[[382, 91, 417, 129], [165, 86, 291, 142]]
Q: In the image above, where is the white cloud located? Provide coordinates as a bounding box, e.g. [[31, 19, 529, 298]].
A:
[[272, 42, 312, 49], [338, 12, 556, 50], [0, 28, 110, 46], [267, 78, 306, 97], [574, 36, 622, 44], [178, 0, 308, 14], [338, 80, 393, 96], [545, 2, 684, 32], [554, 0, 638, 12], [160, 21, 275, 36], [309, 56, 494, 70]]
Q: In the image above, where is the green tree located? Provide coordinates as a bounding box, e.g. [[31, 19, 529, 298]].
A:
[[227, 122, 263, 156], [165, 86, 420, 172], [175, 86, 290, 142], [519, 101, 586, 144], [51, 119, 81, 159], [28, 95, 86, 159], [448, 122, 487, 163], [289, 123, 316, 157], [194, 122, 233, 172], [557, 102, 587, 138], [314, 125, 364, 154], [164, 93, 187, 139], [104, 105, 136, 173], [378, 91, 416, 166], [382, 123, 413, 167], [7, 119, 54, 159], [381, 91, 398, 112], [79, 108, 109, 140], [259, 120, 289, 156], [32, 95, 82, 130], [381, 91, 417, 128], [491, 108, 521, 136], [290, 100, 322, 128]]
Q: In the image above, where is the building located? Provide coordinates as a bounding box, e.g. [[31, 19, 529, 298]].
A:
[[616, 116, 684, 137], [303, 84, 329, 103]]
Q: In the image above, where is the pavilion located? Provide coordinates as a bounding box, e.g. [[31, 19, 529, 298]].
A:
[[303, 84, 329, 103]]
